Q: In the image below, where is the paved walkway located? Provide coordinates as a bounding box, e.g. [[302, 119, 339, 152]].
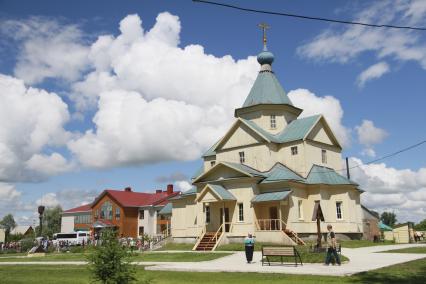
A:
[[0, 244, 425, 276], [145, 243, 426, 276]]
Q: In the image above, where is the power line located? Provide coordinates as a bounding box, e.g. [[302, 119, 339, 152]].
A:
[[193, 0, 426, 31]]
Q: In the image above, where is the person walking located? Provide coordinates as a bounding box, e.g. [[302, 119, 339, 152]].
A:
[[244, 233, 255, 263], [325, 225, 341, 266]]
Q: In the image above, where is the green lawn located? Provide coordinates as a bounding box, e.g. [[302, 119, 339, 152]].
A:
[[0, 258, 425, 284], [217, 242, 282, 251], [382, 246, 426, 254], [0, 252, 230, 262], [155, 243, 194, 251], [339, 240, 395, 248]]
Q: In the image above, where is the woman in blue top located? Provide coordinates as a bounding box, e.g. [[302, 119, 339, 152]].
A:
[[244, 233, 255, 263]]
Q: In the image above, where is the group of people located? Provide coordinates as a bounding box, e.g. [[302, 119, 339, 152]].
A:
[[414, 231, 424, 242], [243, 224, 341, 265], [0, 241, 22, 252]]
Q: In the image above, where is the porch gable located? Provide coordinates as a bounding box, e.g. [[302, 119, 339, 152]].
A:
[[195, 184, 236, 203]]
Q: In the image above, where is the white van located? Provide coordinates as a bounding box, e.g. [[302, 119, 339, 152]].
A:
[[53, 231, 89, 246]]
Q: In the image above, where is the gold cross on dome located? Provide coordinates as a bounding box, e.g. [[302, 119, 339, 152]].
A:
[[258, 23, 270, 49]]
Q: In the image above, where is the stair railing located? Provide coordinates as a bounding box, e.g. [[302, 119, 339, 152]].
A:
[[280, 220, 305, 245], [192, 225, 207, 251]]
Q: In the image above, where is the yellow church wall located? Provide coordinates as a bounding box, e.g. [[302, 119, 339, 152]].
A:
[[303, 141, 342, 174], [307, 122, 334, 145], [221, 123, 261, 150]]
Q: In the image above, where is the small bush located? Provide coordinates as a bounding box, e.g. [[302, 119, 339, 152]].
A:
[[20, 238, 36, 252], [87, 229, 143, 284]]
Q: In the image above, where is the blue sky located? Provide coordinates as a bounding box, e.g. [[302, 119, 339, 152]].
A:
[[0, 0, 425, 225]]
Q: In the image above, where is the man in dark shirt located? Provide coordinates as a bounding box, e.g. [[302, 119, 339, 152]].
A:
[[325, 224, 341, 266]]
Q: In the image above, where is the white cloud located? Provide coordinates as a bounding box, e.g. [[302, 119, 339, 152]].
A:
[[0, 183, 21, 202], [350, 157, 426, 222], [67, 13, 259, 168], [355, 119, 388, 157], [357, 62, 390, 87], [36, 188, 98, 210], [288, 88, 351, 148], [298, 1, 426, 70], [0, 74, 72, 182], [174, 180, 193, 192], [0, 17, 90, 84]]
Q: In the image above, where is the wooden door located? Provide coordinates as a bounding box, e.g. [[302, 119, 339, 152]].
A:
[[269, 206, 278, 230], [220, 208, 230, 232]]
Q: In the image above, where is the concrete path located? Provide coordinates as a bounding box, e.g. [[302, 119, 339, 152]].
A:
[[0, 244, 425, 276], [145, 243, 426, 276]]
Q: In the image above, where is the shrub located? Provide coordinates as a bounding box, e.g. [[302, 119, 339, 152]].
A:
[[87, 229, 140, 284]]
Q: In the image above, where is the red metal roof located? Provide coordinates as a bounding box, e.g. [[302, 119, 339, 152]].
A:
[[64, 203, 92, 213], [93, 189, 180, 208]]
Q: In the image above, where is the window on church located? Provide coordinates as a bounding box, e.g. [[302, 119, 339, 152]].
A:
[[139, 210, 145, 220], [270, 115, 276, 129], [238, 203, 244, 222], [239, 151, 245, 164], [205, 205, 210, 223], [298, 200, 303, 219], [322, 149, 327, 164], [336, 202, 343, 220], [210, 161, 216, 167], [291, 146, 298, 155]]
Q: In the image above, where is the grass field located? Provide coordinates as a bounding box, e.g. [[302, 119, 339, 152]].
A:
[[382, 246, 426, 254], [0, 252, 230, 262], [339, 240, 395, 248], [155, 243, 194, 251], [0, 257, 425, 284]]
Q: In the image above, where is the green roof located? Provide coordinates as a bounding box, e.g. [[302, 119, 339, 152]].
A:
[[306, 165, 357, 185], [182, 187, 197, 196], [251, 190, 292, 203], [262, 164, 305, 183], [243, 71, 293, 107], [275, 115, 321, 143], [158, 203, 172, 215], [208, 184, 236, 201], [202, 139, 220, 157], [222, 162, 266, 177], [379, 221, 393, 231]]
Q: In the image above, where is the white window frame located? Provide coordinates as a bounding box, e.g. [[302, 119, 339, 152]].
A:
[[336, 201, 343, 220], [238, 203, 244, 222], [291, 146, 298, 156], [270, 115, 276, 129], [322, 149, 327, 164], [298, 200, 304, 220], [239, 151, 245, 164]]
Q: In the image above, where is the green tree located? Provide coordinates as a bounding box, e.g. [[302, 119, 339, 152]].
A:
[[0, 214, 17, 243], [414, 219, 426, 231], [380, 211, 397, 227], [87, 229, 137, 284]]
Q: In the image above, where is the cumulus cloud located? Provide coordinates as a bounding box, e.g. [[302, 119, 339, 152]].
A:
[[357, 62, 390, 87], [36, 188, 99, 210], [67, 13, 259, 168], [0, 17, 90, 84], [288, 88, 351, 147], [174, 180, 193, 192], [350, 157, 426, 222], [298, 1, 426, 72], [0, 74, 72, 182], [355, 120, 388, 157]]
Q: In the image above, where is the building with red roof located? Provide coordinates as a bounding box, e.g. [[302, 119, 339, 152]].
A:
[[61, 184, 178, 238]]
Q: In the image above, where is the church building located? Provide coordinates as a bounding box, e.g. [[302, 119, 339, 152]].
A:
[[169, 34, 364, 250]]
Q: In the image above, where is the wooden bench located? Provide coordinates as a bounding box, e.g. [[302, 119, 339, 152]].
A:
[[261, 246, 303, 266]]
